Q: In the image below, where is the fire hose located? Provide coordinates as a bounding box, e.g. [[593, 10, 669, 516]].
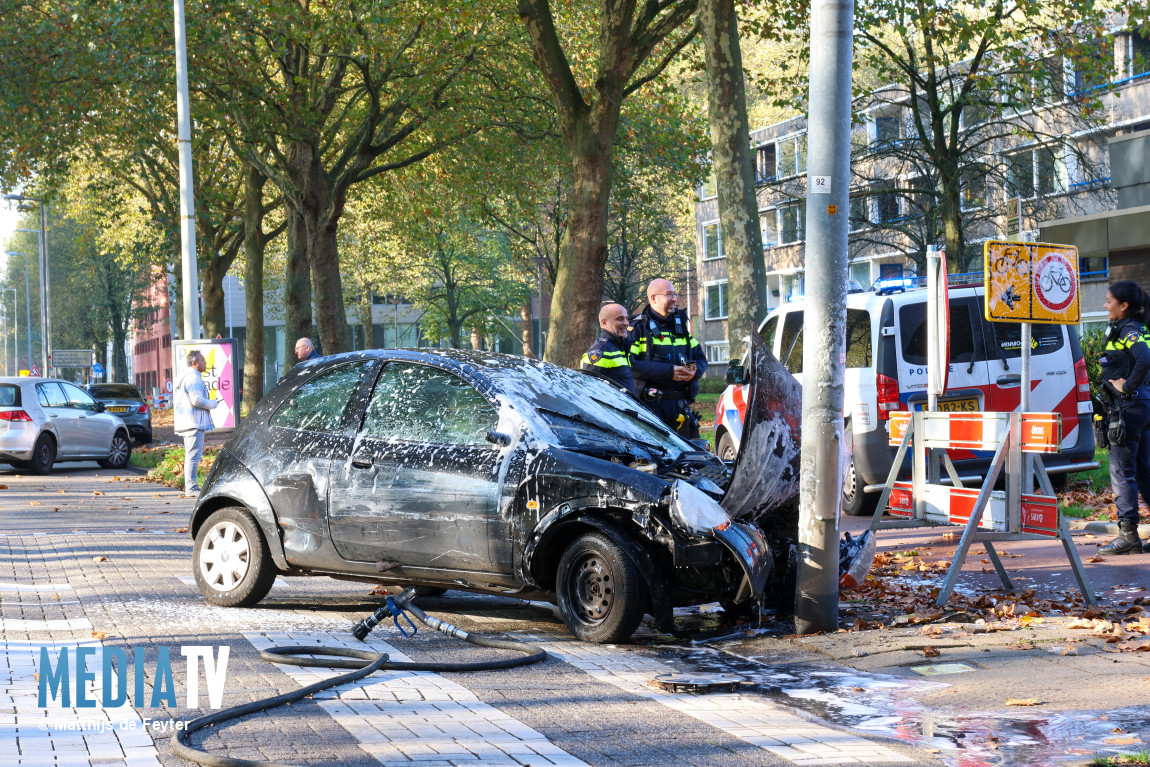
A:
[[172, 589, 549, 767]]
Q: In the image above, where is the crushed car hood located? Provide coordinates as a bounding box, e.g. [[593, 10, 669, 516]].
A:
[[721, 330, 803, 522]]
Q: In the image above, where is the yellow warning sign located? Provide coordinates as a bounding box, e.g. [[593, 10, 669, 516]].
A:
[[983, 240, 1080, 324]]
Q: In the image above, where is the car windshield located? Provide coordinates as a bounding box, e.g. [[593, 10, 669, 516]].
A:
[[88, 384, 141, 399], [481, 359, 694, 459]]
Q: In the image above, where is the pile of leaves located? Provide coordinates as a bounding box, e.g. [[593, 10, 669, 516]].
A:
[[840, 549, 1147, 632], [132, 445, 220, 489]]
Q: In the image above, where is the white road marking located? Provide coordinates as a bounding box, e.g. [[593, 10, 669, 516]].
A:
[[245, 631, 588, 767], [0, 619, 92, 632], [0, 583, 73, 592], [523, 633, 916, 765]]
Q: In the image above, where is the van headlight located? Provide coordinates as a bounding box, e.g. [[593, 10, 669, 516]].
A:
[[669, 479, 731, 536]]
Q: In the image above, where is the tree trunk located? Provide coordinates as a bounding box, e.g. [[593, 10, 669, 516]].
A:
[[520, 300, 533, 357], [111, 317, 128, 384], [242, 165, 267, 415], [940, 179, 966, 271], [284, 207, 312, 350], [700, 0, 767, 358], [470, 325, 483, 350], [307, 220, 351, 354], [449, 319, 463, 349], [201, 260, 227, 339], [544, 148, 615, 368]]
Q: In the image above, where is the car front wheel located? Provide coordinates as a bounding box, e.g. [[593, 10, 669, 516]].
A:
[[716, 432, 737, 462], [556, 531, 646, 643], [30, 434, 55, 475], [193, 508, 276, 607], [98, 432, 132, 470]]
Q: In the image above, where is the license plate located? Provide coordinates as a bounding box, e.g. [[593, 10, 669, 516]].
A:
[[913, 397, 979, 412], [108, 406, 128, 413]]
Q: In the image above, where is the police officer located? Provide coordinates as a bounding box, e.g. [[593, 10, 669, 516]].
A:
[[580, 303, 636, 396], [629, 278, 708, 437], [1097, 280, 1150, 555]]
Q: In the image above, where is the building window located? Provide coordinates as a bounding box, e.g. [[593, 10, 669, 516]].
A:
[[700, 172, 717, 199], [1080, 255, 1109, 279], [779, 203, 805, 244], [705, 342, 731, 364], [777, 133, 807, 177], [760, 213, 778, 247], [704, 282, 728, 320], [961, 172, 987, 211], [1131, 31, 1150, 77], [755, 144, 777, 184], [850, 123, 868, 157], [848, 194, 868, 232], [703, 223, 723, 260], [1007, 147, 1064, 199], [1072, 37, 1113, 93], [875, 184, 900, 223], [1033, 56, 1066, 105]]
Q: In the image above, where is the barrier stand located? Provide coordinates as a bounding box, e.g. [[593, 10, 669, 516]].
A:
[[866, 410, 1096, 607]]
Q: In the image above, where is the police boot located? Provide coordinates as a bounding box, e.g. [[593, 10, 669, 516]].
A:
[[1097, 520, 1143, 556]]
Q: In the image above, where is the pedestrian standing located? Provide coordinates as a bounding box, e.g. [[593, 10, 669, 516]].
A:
[[294, 337, 321, 365], [174, 350, 218, 498], [629, 278, 708, 437], [1097, 280, 1150, 555], [580, 303, 637, 396]]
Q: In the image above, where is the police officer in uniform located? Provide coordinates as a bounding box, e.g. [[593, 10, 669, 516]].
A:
[[629, 278, 708, 437], [580, 303, 636, 396], [1096, 280, 1150, 555]]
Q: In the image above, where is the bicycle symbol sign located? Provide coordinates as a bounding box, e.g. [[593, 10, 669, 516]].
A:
[[983, 240, 1079, 325]]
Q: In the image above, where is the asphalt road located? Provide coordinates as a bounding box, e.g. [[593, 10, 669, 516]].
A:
[[3, 463, 1144, 767]]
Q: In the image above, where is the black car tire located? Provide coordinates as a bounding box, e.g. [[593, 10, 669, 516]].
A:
[[716, 432, 738, 462], [29, 434, 55, 475], [193, 508, 276, 607], [98, 431, 132, 470], [556, 531, 647, 643], [841, 454, 879, 517], [414, 587, 447, 598]]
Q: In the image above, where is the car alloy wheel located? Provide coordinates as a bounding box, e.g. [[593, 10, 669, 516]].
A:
[[98, 433, 131, 470], [717, 432, 737, 462], [556, 531, 646, 643], [193, 508, 276, 607]]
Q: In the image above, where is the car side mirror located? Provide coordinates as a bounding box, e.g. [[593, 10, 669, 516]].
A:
[[485, 430, 511, 447], [689, 438, 711, 452], [725, 361, 749, 386], [93, 402, 106, 413]]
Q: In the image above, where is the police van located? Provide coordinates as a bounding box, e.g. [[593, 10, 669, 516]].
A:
[[714, 282, 1097, 515]]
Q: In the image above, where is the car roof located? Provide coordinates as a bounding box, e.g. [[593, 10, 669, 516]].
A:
[[0, 377, 72, 385], [768, 284, 984, 316]]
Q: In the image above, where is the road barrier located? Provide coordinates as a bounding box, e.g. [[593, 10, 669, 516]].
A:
[[864, 409, 1095, 606]]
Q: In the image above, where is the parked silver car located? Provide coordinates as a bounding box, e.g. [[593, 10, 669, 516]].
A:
[[86, 383, 152, 444], [0, 377, 133, 474]]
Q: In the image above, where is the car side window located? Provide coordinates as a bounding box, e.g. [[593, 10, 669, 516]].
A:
[[36, 383, 67, 408], [779, 311, 804, 374], [60, 382, 98, 410], [361, 362, 497, 446], [760, 315, 778, 352], [990, 322, 1065, 358], [845, 309, 872, 368], [270, 362, 370, 434]]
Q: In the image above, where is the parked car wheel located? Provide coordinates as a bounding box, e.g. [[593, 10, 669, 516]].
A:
[[193, 508, 276, 607], [98, 431, 132, 470], [716, 432, 738, 462], [414, 587, 447, 598], [29, 434, 55, 475], [841, 454, 878, 517], [556, 531, 647, 643]]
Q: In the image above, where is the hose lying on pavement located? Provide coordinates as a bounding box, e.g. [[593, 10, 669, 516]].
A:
[[171, 590, 549, 767]]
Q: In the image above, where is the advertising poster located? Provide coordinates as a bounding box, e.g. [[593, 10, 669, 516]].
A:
[[172, 338, 239, 431]]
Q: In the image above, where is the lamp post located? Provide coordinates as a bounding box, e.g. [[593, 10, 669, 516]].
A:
[[5, 249, 32, 371], [3, 195, 49, 374], [0, 289, 14, 375]]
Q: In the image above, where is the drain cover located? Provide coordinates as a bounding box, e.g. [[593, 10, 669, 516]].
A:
[[650, 673, 744, 694]]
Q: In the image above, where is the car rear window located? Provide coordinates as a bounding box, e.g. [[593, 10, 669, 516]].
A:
[[845, 309, 872, 368], [899, 300, 980, 365], [89, 384, 141, 399], [270, 361, 370, 434], [0, 385, 20, 407]]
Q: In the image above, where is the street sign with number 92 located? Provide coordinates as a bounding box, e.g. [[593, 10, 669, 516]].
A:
[[983, 240, 1080, 325]]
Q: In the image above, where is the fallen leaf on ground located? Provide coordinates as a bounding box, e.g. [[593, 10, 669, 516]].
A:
[[28, 501, 40, 506], [922, 646, 941, 657], [93, 491, 104, 496], [92, 556, 106, 562], [174, 527, 188, 534], [1006, 698, 1040, 706], [1062, 643, 1078, 656], [90, 631, 107, 640], [1086, 555, 1104, 563]]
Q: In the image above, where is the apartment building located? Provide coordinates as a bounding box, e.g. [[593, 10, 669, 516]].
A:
[[694, 25, 1150, 365]]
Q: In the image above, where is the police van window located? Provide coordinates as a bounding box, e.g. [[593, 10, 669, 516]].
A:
[[270, 361, 370, 433], [845, 309, 872, 368], [899, 300, 979, 365], [990, 322, 1064, 358], [760, 315, 779, 351], [779, 311, 804, 374]]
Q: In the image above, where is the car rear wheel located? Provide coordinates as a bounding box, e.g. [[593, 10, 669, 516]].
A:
[[193, 508, 276, 607], [556, 531, 646, 643], [29, 434, 55, 475], [716, 432, 737, 462], [841, 454, 879, 517], [98, 432, 132, 470]]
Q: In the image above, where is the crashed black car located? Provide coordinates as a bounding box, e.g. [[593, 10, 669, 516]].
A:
[[188, 347, 800, 643]]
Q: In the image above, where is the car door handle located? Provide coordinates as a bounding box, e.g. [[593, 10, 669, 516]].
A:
[[996, 374, 1021, 386], [350, 455, 373, 469], [49, 413, 58, 418]]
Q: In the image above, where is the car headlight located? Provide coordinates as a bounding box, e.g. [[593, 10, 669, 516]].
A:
[[669, 479, 731, 536]]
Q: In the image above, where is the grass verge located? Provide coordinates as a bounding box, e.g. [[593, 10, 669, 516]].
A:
[[129, 444, 219, 489], [1092, 751, 1149, 766]]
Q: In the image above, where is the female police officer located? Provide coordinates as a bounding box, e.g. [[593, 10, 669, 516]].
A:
[[1097, 280, 1150, 555]]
